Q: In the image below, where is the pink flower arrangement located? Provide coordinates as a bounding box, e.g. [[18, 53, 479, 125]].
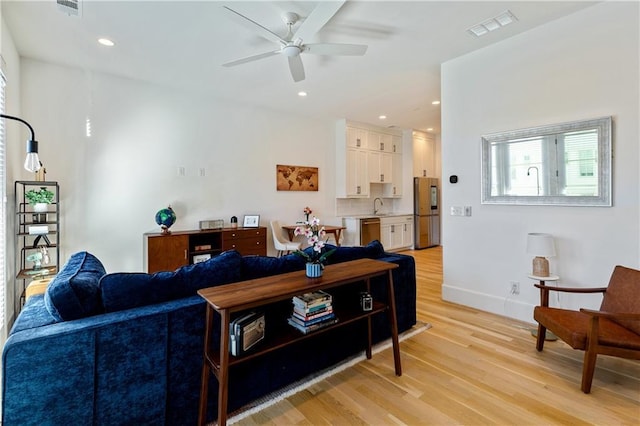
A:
[[293, 217, 336, 265]]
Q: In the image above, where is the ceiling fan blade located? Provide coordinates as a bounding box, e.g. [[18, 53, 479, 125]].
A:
[[294, 1, 346, 42], [288, 55, 305, 82], [222, 6, 286, 45], [304, 43, 368, 56], [222, 50, 281, 67]]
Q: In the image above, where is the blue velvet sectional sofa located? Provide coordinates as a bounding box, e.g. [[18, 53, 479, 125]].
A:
[[1, 241, 416, 425]]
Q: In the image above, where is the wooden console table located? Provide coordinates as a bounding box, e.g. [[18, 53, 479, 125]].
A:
[[197, 258, 401, 426], [143, 227, 267, 273]]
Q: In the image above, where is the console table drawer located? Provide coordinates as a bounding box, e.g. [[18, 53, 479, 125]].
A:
[[222, 238, 264, 254], [222, 228, 266, 241], [222, 228, 266, 255]]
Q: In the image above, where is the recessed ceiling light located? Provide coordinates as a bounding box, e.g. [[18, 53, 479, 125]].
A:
[[98, 38, 115, 47], [427, 128, 434, 132], [298, 91, 307, 97], [432, 100, 440, 105], [379, 115, 387, 120]]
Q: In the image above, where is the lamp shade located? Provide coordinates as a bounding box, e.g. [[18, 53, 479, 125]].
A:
[[526, 233, 556, 257]]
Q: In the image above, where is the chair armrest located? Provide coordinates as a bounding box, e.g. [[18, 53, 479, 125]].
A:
[[534, 284, 607, 294], [580, 308, 640, 321], [535, 285, 607, 307]]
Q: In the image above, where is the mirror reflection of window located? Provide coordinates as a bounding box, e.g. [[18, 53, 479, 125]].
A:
[[560, 129, 599, 196], [481, 117, 611, 206]]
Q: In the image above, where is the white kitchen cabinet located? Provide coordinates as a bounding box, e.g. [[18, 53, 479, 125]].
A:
[[346, 148, 369, 197], [347, 126, 367, 148], [379, 222, 391, 250], [401, 216, 414, 248], [413, 133, 436, 178], [367, 131, 393, 152], [337, 121, 370, 198], [368, 151, 392, 184], [383, 153, 403, 197], [380, 215, 414, 251], [391, 135, 402, 154], [336, 119, 402, 199]]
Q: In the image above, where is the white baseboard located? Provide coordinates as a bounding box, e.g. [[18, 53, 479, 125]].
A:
[[442, 284, 536, 324]]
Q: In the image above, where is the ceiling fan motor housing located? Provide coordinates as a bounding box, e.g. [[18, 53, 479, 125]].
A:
[[283, 44, 302, 57]]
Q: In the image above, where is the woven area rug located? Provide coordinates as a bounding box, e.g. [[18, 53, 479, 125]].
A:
[[225, 321, 432, 424]]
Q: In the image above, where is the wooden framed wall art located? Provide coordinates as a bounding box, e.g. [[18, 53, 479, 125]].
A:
[[276, 165, 319, 191]]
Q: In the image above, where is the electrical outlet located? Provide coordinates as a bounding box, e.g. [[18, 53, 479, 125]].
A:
[[509, 281, 520, 295], [464, 206, 472, 216]]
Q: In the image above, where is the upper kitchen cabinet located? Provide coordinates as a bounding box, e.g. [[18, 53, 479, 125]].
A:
[[413, 132, 436, 178], [337, 120, 369, 198], [391, 135, 402, 154], [368, 150, 392, 184], [336, 119, 403, 199], [383, 153, 403, 197], [346, 148, 370, 197], [367, 131, 393, 153], [347, 126, 367, 149]]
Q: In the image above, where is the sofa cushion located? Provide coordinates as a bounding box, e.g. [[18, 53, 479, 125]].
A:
[[44, 251, 106, 321], [100, 250, 243, 313], [10, 294, 58, 334], [241, 253, 305, 280], [101, 271, 182, 313], [325, 240, 385, 264]]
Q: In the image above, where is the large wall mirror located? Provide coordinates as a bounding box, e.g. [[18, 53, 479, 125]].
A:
[[481, 117, 612, 206]]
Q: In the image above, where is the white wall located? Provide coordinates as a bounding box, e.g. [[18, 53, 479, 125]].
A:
[[1, 13, 25, 338], [18, 59, 342, 272], [441, 2, 639, 323]]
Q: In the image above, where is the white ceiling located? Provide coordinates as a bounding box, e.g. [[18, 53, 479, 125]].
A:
[[2, 1, 596, 133]]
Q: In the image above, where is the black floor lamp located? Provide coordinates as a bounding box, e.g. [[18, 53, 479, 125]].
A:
[[0, 113, 42, 172]]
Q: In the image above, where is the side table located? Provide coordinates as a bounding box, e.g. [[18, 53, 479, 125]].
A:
[[25, 277, 54, 300], [529, 274, 559, 341]]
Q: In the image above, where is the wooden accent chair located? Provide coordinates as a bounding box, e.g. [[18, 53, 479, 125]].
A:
[[533, 265, 640, 393]]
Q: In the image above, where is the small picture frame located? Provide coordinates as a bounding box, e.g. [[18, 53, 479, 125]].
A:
[[243, 215, 260, 228], [193, 253, 212, 264]]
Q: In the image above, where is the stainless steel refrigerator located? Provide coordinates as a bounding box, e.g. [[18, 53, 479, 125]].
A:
[[414, 177, 440, 249]]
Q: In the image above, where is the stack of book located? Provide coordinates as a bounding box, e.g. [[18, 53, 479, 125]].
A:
[[288, 290, 337, 334]]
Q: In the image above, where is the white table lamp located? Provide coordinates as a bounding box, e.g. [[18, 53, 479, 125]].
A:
[[526, 233, 556, 277]]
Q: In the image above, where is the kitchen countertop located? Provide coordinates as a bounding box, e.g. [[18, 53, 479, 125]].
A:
[[341, 213, 412, 219]]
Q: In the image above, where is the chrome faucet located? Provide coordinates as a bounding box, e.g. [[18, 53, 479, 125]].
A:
[[373, 197, 383, 215]]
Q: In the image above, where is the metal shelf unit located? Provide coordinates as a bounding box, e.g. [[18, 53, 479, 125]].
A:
[[14, 181, 60, 310]]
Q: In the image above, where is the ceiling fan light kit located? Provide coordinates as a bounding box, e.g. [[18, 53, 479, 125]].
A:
[[222, 1, 367, 82]]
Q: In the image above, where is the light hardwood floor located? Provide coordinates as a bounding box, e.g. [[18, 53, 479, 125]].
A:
[[238, 247, 640, 425]]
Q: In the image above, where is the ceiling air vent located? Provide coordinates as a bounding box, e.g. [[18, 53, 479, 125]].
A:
[[57, 0, 81, 17], [467, 10, 517, 37]]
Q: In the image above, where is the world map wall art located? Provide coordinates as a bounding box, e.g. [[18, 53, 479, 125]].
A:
[[276, 165, 319, 191]]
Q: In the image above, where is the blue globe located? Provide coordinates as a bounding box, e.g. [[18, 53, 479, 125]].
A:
[[155, 206, 176, 234]]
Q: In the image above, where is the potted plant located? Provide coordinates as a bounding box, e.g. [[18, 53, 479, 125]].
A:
[[25, 187, 54, 223], [293, 217, 336, 278]]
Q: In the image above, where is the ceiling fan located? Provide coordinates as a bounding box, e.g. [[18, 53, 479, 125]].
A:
[[222, 1, 368, 82]]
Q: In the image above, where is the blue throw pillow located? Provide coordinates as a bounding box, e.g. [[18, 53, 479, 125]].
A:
[[175, 250, 243, 296], [44, 251, 106, 321], [100, 250, 243, 313]]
